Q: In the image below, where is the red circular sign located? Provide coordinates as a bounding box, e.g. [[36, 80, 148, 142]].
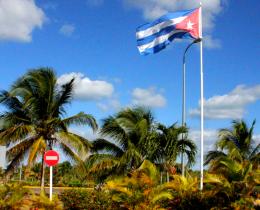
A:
[[44, 150, 59, 166]]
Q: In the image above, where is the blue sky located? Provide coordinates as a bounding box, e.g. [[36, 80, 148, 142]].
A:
[[0, 0, 259, 168]]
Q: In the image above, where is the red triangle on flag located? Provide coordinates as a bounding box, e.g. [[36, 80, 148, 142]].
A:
[[175, 8, 200, 39]]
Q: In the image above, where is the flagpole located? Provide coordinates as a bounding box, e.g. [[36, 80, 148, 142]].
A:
[[181, 38, 201, 177], [199, 2, 204, 191]]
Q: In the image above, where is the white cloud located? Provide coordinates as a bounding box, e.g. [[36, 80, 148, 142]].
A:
[[190, 85, 260, 119], [125, 0, 225, 49], [189, 129, 218, 152], [189, 129, 218, 169], [253, 135, 260, 145], [0, 0, 45, 42], [59, 24, 75, 37], [126, 0, 223, 30], [190, 130, 260, 170], [97, 98, 121, 112], [57, 72, 114, 101], [131, 87, 166, 108], [203, 35, 221, 49], [190, 130, 260, 153], [69, 127, 98, 141]]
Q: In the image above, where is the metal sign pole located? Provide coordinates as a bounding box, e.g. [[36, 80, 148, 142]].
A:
[[44, 150, 60, 201], [50, 166, 53, 201]]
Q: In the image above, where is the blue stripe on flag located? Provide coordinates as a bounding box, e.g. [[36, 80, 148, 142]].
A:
[[137, 25, 177, 46], [139, 31, 191, 55]]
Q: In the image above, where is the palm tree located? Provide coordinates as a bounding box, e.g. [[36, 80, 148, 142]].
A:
[[0, 68, 97, 191], [154, 123, 197, 177], [88, 107, 196, 181], [87, 107, 159, 180], [205, 120, 259, 169]]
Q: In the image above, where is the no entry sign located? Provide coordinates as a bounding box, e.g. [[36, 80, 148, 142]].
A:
[[44, 150, 59, 201], [44, 150, 59, 166]]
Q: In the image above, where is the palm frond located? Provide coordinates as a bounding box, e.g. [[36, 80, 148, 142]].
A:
[[100, 116, 128, 148], [92, 138, 124, 157], [52, 78, 74, 116], [204, 150, 227, 166], [138, 160, 158, 182], [119, 142, 143, 169], [0, 125, 34, 145], [86, 154, 120, 175], [151, 191, 173, 204], [6, 141, 33, 174], [6, 137, 36, 161], [27, 136, 46, 167], [62, 112, 98, 131], [57, 132, 92, 159], [0, 90, 23, 111], [59, 141, 83, 163]]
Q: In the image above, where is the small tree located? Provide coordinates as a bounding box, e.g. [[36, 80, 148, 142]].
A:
[[0, 68, 97, 192]]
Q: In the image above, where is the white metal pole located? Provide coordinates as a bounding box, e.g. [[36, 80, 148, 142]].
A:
[[181, 56, 186, 177], [50, 166, 53, 201], [199, 4, 204, 191]]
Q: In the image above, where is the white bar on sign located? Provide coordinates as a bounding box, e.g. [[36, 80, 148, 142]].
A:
[[46, 156, 58, 160]]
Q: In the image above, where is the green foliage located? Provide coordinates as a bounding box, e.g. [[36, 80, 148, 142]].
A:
[[88, 107, 197, 182], [0, 183, 63, 209], [104, 161, 260, 210], [155, 123, 197, 168], [60, 189, 116, 210], [22, 194, 63, 210], [0, 69, 259, 209], [0, 68, 97, 191], [230, 197, 257, 210], [205, 120, 260, 169], [0, 183, 29, 209], [105, 160, 174, 209]]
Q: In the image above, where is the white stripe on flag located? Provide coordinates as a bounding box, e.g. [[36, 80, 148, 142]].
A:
[[136, 16, 186, 40], [46, 156, 58, 160], [138, 29, 185, 53]]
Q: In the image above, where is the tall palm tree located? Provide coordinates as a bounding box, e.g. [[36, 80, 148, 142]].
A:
[[205, 120, 259, 169], [0, 68, 97, 191], [87, 107, 159, 180], [154, 123, 197, 175]]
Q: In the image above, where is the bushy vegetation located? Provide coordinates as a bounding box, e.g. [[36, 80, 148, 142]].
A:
[[0, 184, 63, 210], [60, 189, 117, 210], [103, 160, 259, 210], [0, 68, 259, 209]]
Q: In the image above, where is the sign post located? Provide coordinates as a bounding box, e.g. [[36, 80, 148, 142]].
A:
[[44, 150, 59, 201]]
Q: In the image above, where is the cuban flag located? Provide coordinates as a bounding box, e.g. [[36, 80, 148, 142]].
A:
[[136, 8, 200, 55]]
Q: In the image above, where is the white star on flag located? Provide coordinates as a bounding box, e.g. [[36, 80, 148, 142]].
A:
[[186, 20, 194, 30]]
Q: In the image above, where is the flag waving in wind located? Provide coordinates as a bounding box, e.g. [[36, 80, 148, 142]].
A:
[[136, 8, 200, 55]]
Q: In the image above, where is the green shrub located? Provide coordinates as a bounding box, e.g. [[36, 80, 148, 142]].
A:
[[0, 183, 30, 209], [59, 189, 118, 210], [28, 194, 63, 210], [67, 180, 82, 187], [0, 184, 63, 210], [230, 197, 256, 210]]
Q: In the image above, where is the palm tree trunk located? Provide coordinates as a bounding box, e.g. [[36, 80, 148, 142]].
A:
[[40, 153, 45, 193], [166, 171, 169, 182]]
